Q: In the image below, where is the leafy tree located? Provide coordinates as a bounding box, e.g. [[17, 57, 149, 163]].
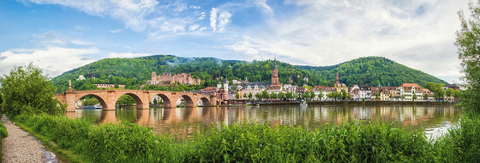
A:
[[153, 99, 158, 105], [116, 95, 136, 106], [261, 90, 269, 99], [401, 94, 405, 101], [286, 91, 293, 99], [248, 92, 253, 100], [342, 90, 347, 100], [446, 88, 455, 97], [114, 84, 119, 88], [454, 90, 462, 98], [318, 92, 324, 101], [310, 91, 316, 100], [424, 94, 429, 101], [301, 92, 309, 99], [425, 82, 435, 92], [270, 92, 277, 99], [244, 93, 247, 99], [413, 94, 417, 101], [0, 63, 65, 115], [433, 93, 439, 100], [235, 93, 240, 99], [278, 91, 285, 99], [82, 98, 99, 106], [389, 94, 392, 100], [347, 93, 351, 100], [375, 93, 379, 100], [0, 92, 3, 107], [255, 93, 262, 100]]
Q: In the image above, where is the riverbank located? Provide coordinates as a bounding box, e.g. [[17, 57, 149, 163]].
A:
[[1, 114, 65, 162], [10, 112, 480, 162]]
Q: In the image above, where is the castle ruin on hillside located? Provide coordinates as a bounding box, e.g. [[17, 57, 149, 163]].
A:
[[146, 72, 202, 86]]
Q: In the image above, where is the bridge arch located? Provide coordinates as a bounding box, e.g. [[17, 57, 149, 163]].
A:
[[75, 94, 108, 110], [181, 95, 195, 107], [114, 93, 145, 109], [150, 93, 174, 108], [199, 97, 211, 106]]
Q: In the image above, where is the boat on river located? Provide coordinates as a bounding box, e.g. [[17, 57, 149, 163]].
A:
[[82, 104, 102, 109], [300, 99, 307, 107]]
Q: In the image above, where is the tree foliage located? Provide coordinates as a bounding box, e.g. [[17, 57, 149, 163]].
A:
[[456, 2, 480, 113], [0, 63, 65, 115]]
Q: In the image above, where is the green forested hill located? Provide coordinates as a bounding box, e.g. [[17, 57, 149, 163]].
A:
[[52, 55, 447, 93]]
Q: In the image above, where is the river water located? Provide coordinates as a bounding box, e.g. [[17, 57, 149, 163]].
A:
[[66, 104, 462, 140]]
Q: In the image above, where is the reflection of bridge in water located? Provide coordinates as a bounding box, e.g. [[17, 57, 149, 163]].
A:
[[68, 105, 462, 139]]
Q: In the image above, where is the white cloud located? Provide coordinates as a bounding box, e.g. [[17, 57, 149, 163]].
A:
[[35, 31, 94, 45], [210, 8, 231, 32], [198, 27, 207, 32], [73, 25, 89, 31], [189, 24, 199, 31], [189, 5, 200, 9], [226, 0, 469, 83], [28, 0, 158, 31], [210, 8, 218, 31], [109, 29, 122, 33], [199, 12, 205, 20], [0, 47, 98, 77], [217, 11, 232, 32], [107, 52, 152, 58], [253, 0, 272, 14]]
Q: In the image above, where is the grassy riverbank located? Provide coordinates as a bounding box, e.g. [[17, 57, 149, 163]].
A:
[[10, 113, 480, 162], [0, 119, 8, 161]]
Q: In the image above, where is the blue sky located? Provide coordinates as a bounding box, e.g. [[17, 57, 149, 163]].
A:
[[0, 0, 470, 84]]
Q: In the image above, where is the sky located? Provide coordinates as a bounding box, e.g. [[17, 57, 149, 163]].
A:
[[0, 0, 471, 84]]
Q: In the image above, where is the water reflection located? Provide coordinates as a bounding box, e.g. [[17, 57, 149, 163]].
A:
[[70, 105, 461, 139]]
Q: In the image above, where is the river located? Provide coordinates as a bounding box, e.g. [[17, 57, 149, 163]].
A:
[[66, 104, 462, 140]]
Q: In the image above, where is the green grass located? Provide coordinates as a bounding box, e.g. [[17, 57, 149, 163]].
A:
[[10, 113, 480, 162], [0, 120, 8, 162]]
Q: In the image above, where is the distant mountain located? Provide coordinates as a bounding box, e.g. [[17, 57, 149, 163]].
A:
[[51, 55, 447, 93]]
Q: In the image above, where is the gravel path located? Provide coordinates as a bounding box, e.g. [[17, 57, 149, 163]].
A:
[[1, 114, 57, 163]]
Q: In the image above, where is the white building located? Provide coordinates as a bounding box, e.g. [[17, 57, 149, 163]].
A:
[[77, 75, 86, 81], [358, 85, 371, 101], [398, 83, 424, 101]]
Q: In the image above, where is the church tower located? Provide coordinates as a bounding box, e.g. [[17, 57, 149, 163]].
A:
[[271, 56, 280, 85], [336, 72, 339, 84]]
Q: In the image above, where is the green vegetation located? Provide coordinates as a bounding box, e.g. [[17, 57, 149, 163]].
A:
[[82, 98, 99, 106], [10, 113, 480, 163], [0, 120, 8, 162], [51, 55, 447, 94], [0, 63, 65, 115], [456, 1, 480, 114]]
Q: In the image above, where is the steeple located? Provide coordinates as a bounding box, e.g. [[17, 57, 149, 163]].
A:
[[273, 55, 277, 70], [336, 72, 339, 84]]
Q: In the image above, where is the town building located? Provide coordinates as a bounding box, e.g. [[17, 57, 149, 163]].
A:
[[334, 72, 348, 92], [76, 75, 85, 81], [358, 85, 371, 101], [398, 83, 424, 101], [349, 85, 360, 101]]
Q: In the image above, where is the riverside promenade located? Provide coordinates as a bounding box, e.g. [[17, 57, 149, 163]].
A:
[[1, 115, 56, 163]]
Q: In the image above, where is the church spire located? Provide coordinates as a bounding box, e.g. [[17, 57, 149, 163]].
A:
[[336, 72, 339, 84], [273, 55, 277, 70]]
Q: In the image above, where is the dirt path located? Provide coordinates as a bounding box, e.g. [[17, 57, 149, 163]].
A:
[[1, 114, 57, 163]]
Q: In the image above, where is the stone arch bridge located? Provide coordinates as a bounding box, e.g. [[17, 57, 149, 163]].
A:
[[54, 89, 222, 112]]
